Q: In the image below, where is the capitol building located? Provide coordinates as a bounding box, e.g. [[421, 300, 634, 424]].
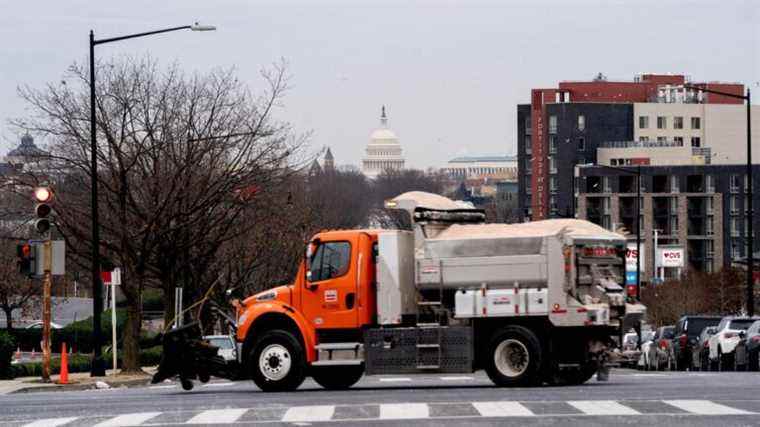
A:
[[361, 106, 405, 178]]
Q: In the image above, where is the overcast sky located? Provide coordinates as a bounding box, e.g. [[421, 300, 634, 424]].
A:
[[1, 0, 757, 169]]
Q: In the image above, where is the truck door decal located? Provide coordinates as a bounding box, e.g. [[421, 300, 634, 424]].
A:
[[324, 289, 338, 303]]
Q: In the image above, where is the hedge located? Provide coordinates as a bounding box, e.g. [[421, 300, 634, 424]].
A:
[[9, 346, 163, 379], [0, 331, 16, 379]]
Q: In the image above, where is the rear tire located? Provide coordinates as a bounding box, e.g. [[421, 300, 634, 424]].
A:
[[485, 326, 542, 387], [311, 364, 364, 390], [249, 329, 306, 392]]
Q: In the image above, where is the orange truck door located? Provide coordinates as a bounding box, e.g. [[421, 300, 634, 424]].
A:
[[301, 236, 360, 330]]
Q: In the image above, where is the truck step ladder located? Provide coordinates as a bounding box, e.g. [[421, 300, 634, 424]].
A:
[[415, 259, 444, 370]]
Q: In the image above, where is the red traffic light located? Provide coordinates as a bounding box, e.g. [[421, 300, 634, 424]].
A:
[[17, 244, 31, 258], [34, 187, 52, 203]]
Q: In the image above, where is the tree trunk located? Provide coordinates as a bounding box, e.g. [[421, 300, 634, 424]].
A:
[[121, 301, 142, 373], [3, 309, 12, 331]]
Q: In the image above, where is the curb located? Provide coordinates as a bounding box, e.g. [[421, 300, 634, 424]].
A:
[[12, 377, 153, 394]]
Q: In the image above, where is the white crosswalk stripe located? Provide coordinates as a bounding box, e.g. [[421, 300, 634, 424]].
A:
[[568, 400, 641, 415], [13, 399, 759, 426], [281, 405, 335, 422], [664, 400, 752, 415], [22, 417, 78, 427], [472, 401, 534, 417], [379, 403, 429, 419], [94, 412, 161, 427], [186, 408, 248, 424]]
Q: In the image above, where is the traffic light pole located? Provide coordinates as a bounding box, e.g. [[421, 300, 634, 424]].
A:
[[41, 238, 52, 382]]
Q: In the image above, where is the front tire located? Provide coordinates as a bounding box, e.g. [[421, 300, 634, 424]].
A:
[[485, 326, 542, 387], [249, 329, 306, 392], [311, 364, 364, 390]]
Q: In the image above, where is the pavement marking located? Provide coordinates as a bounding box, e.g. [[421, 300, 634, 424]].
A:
[[22, 417, 79, 427], [148, 385, 176, 389], [379, 403, 429, 419], [440, 376, 474, 381], [186, 408, 248, 424], [568, 400, 641, 416], [664, 400, 752, 415], [472, 401, 534, 417], [201, 382, 235, 387], [93, 411, 161, 427], [378, 377, 412, 382], [282, 405, 335, 422]]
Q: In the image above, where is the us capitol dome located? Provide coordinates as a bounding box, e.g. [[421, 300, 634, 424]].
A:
[[361, 106, 405, 178]]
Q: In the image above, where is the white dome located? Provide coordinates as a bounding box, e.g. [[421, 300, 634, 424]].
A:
[[369, 128, 399, 144]]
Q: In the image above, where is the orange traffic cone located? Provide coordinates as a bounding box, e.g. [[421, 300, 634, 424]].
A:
[[58, 343, 69, 385]]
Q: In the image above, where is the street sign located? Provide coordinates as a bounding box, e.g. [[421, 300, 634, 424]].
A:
[[29, 240, 65, 277], [658, 247, 684, 268], [100, 270, 112, 285], [626, 271, 638, 285]]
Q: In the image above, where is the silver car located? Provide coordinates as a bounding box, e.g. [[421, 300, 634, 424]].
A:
[[204, 335, 238, 362]]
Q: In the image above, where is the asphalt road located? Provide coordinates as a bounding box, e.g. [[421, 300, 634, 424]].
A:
[[1, 369, 759, 426]]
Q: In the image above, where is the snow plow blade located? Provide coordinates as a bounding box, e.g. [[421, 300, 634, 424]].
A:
[[151, 323, 240, 390]]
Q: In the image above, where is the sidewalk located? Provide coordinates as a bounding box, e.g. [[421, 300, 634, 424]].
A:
[[0, 367, 158, 394]]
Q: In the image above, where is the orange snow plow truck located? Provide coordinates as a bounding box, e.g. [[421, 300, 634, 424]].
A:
[[153, 191, 645, 391]]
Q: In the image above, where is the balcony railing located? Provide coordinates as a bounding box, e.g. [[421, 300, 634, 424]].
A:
[[601, 140, 685, 148]]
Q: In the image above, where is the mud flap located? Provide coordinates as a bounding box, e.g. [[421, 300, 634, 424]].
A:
[[151, 323, 239, 390]]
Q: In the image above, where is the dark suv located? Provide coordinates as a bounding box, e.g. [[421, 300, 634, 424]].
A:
[[671, 315, 722, 371]]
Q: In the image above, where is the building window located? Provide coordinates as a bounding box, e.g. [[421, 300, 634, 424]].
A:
[[730, 175, 741, 193], [730, 195, 739, 213], [670, 176, 679, 193], [549, 156, 557, 173], [657, 136, 666, 143], [550, 177, 558, 193], [674, 116, 684, 129], [691, 117, 701, 129], [706, 175, 715, 193], [578, 115, 586, 131], [549, 136, 557, 154], [691, 136, 701, 147], [525, 136, 532, 154], [657, 116, 667, 129], [549, 115, 557, 134], [578, 137, 585, 151], [639, 136, 649, 143], [639, 116, 649, 129], [611, 159, 617, 166], [674, 136, 684, 146]]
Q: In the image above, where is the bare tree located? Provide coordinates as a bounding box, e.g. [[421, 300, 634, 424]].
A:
[[13, 56, 303, 371], [0, 239, 40, 330]]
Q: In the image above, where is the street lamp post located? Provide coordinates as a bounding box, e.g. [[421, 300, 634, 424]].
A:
[[684, 84, 753, 317], [88, 23, 215, 376], [579, 163, 643, 300]]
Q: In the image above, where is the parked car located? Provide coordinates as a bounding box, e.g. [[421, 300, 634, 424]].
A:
[[692, 326, 718, 371], [204, 335, 237, 362], [25, 321, 63, 329], [636, 330, 655, 370], [643, 326, 675, 370], [620, 331, 641, 368], [734, 320, 760, 372], [708, 316, 759, 371], [671, 315, 721, 371]]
